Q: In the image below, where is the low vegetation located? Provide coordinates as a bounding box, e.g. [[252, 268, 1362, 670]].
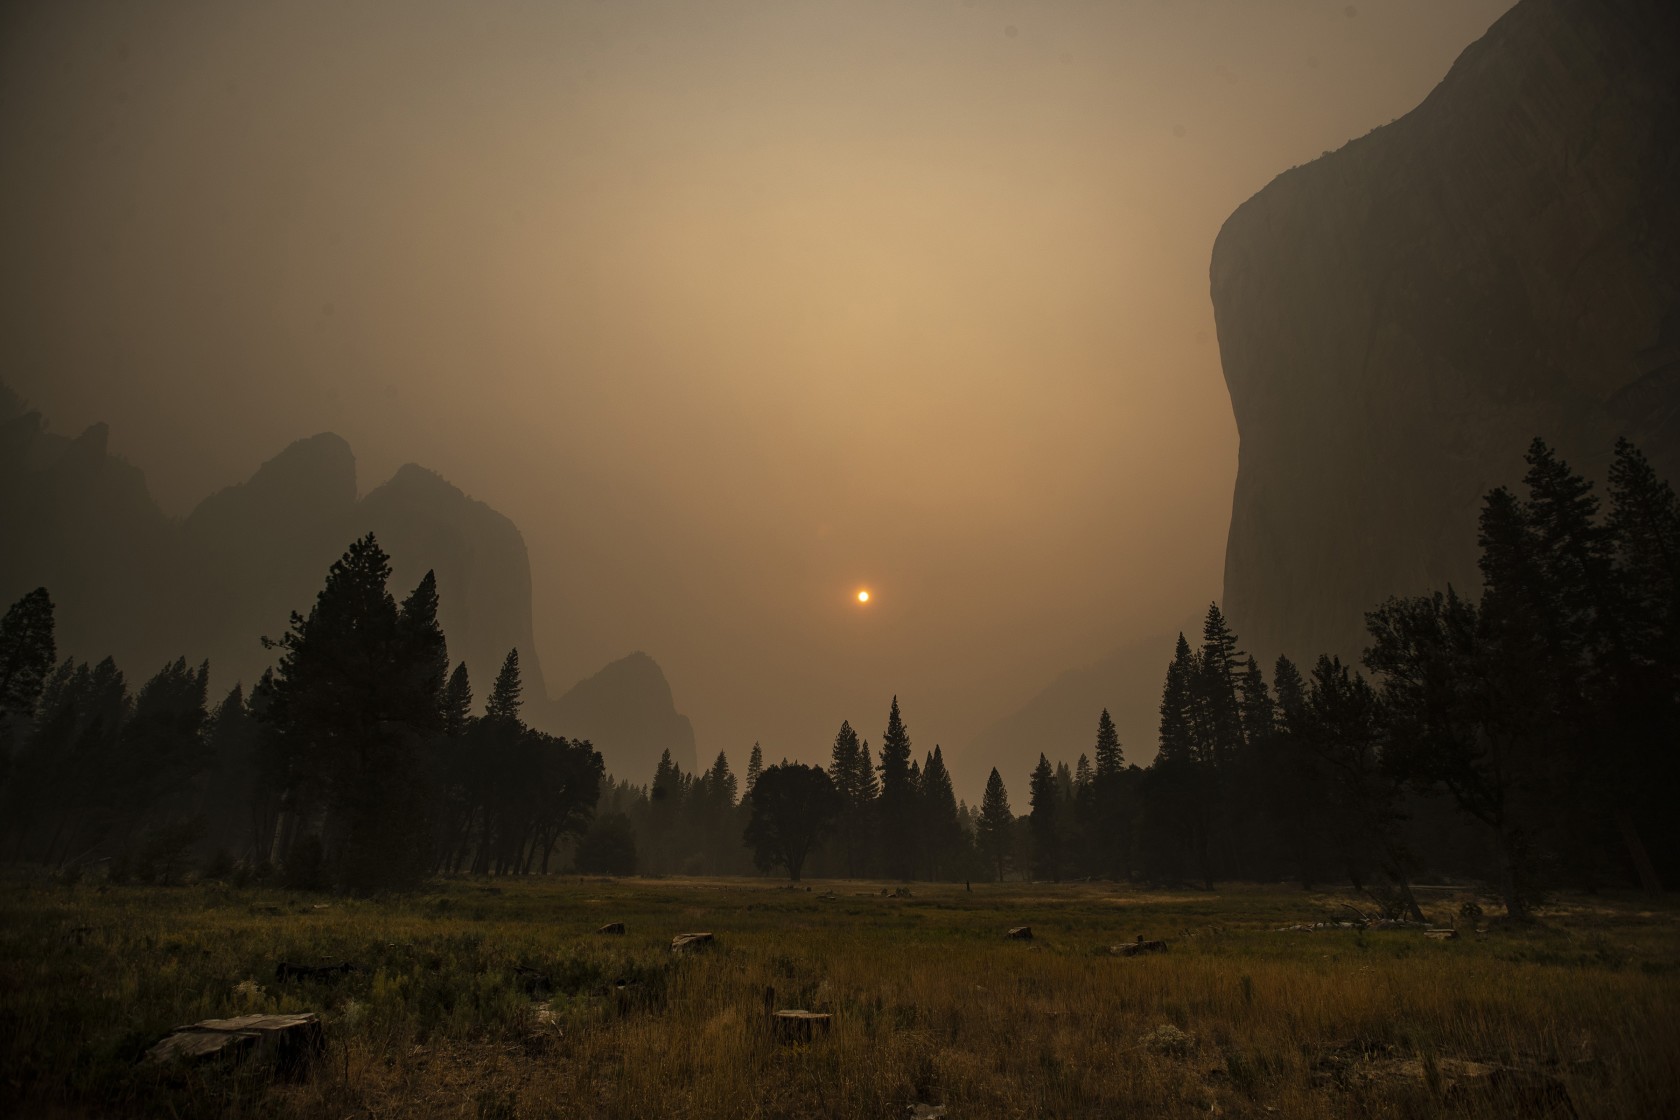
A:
[[2, 874, 1675, 1118]]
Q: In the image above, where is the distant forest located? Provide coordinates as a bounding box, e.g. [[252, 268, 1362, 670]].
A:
[[1, 438, 1674, 916]]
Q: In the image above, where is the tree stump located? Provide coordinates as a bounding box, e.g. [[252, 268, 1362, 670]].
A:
[[671, 932, 714, 953], [597, 922, 626, 935], [145, 1013, 324, 1076], [274, 961, 358, 982], [1113, 938, 1168, 957], [772, 1010, 832, 1043], [1443, 1066, 1576, 1116], [1006, 926, 1033, 940]]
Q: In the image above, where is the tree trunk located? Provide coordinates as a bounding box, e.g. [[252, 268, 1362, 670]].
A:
[[1615, 808, 1664, 893], [1498, 830, 1531, 921]]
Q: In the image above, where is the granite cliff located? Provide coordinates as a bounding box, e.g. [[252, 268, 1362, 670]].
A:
[[1211, 0, 1680, 667], [1, 387, 698, 776], [0, 391, 546, 702], [540, 651, 697, 783]]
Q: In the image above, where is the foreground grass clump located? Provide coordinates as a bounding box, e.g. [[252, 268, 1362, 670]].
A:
[[1, 875, 1676, 1118]]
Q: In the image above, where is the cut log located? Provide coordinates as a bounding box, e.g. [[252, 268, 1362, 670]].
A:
[[597, 922, 626, 935], [1444, 1067, 1576, 1116], [1424, 928, 1459, 940], [1113, 939, 1169, 957], [145, 1013, 324, 1076], [1006, 926, 1033, 940], [671, 932, 715, 953], [274, 961, 358, 982], [772, 1009, 832, 1043]]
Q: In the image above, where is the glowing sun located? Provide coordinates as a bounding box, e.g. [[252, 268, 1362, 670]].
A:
[[856, 590, 871, 604]]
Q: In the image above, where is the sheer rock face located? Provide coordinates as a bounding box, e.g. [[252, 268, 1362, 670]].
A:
[[1211, 0, 1680, 668], [180, 433, 360, 688], [542, 651, 697, 783], [361, 463, 547, 704]]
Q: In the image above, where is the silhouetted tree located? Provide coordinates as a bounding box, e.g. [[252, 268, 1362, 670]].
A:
[[0, 588, 55, 768], [1299, 654, 1424, 921], [743, 761, 841, 881], [920, 745, 963, 879], [876, 696, 918, 879], [827, 720, 877, 876], [977, 767, 1014, 881], [745, 741, 763, 792], [199, 684, 262, 863], [645, 748, 687, 873], [1028, 753, 1062, 881], [254, 535, 447, 891], [1088, 708, 1130, 878], [576, 810, 638, 875]]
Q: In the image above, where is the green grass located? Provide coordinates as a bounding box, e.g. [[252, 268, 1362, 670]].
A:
[[2, 874, 1676, 1117]]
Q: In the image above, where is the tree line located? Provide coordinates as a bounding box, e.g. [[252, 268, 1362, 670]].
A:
[[1, 438, 1674, 910], [0, 535, 603, 891], [545, 437, 1680, 910]]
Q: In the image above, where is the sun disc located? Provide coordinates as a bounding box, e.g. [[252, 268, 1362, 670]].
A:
[[857, 590, 870, 603]]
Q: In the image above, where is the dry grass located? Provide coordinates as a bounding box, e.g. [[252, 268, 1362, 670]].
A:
[[1, 874, 1675, 1118]]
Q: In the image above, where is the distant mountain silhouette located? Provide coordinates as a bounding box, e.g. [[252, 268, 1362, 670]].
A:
[[1212, 0, 1680, 668], [1, 385, 702, 772], [178, 433, 361, 690], [0, 386, 545, 701], [961, 631, 1181, 802], [538, 651, 697, 784]]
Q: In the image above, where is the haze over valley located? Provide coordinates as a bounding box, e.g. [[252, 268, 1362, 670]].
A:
[[2, 0, 1519, 796]]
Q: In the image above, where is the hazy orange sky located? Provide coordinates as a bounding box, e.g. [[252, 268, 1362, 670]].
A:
[[2, 0, 1512, 795]]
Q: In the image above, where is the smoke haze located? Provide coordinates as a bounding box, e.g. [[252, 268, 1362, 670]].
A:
[[1, 0, 1512, 794]]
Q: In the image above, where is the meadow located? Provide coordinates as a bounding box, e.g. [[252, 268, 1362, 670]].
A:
[[2, 874, 1676, 1119]]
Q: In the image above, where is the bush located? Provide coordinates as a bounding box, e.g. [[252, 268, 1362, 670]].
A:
[[574, 813, 638, 876], [201, 847, 234, 882], [113, 818, 207, 886], [281, 835, 326, 891]]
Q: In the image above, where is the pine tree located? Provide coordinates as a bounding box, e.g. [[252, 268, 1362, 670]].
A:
[[114, 657, 211, 838], [704, 750, 738, 809], [253, 534, 448, 891], [1093, 709, 1123, 778], [647, 748, 685, 873], [1608, 437, 1680, 644], [1238, 657, 1274, 746], [1148, 633, 1213, 888], [201, 684, 262, 862], [1156, 635, 1196, 765], [977, 767, 1014, 881], [876, 696, 918, 879], [828, 720, 876, 877], [1605, 438, 1679, 891], [442, 663, 474, 737], [1523, 438, 1617, 640], [1272, 656, 1306, 726], [1302, 654, 1424, 921], [745, 741, 764, 792], [1089, 708, 1129, 879], [1197, 603, 1246, 770], [1028, 754, 1061, 882], [398, 571, 449, 722], [920, 745, 961, 880], [0, 587, 56, 741], [486, 649, 524, 723], [1263, 654, 1326, 887]]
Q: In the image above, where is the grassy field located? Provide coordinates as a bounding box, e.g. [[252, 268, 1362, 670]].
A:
[[1, 874, 1676, 1118]]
